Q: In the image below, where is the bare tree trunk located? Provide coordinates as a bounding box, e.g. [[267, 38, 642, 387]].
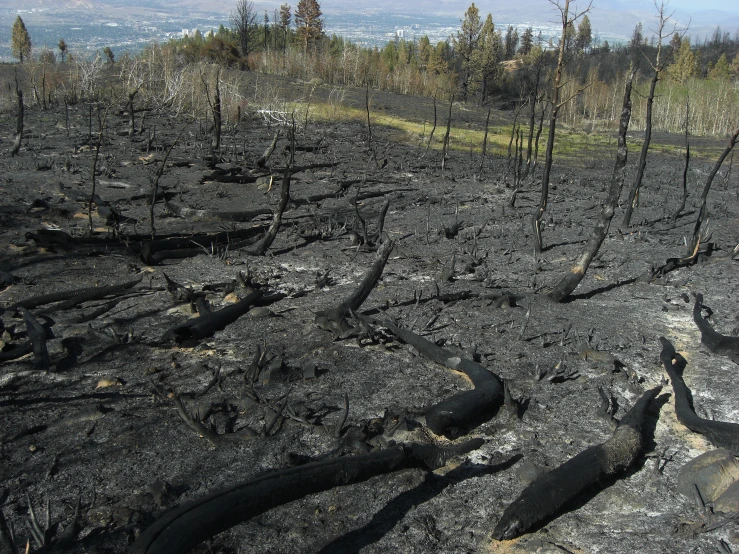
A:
[[621, 67, 659, 229], [127, 89, 139, 138], [422, 94, 437, 159], [689, 125, 739, 256], [441, 95, 454, 172], [672, 98, 690, 223], [532, 100, 546, 171], [531, 0, 570, 256], [478, 106, 492, 176], [11, 81, 23, 157], [150, 124, 188, 240], [365, 81, 375, 163], [212, 77, 221, 152], [547, 68, 636, 302]]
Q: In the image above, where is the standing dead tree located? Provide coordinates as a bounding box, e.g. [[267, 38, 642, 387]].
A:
[[87, 105, 110, 236], [201, 68, 222, 163], [246, 118, 295, 256], [621, 1, 679, 229], [547, 68, 636, 302], [688, 124, 739, 256], [478, 106, 492, 177], [671, 97, 691, 223], [11, 75, 24, 157], [441, 95, 454, 172], [531, 0, 592, 255], [422, 93, 438, 159], [149, 123, 189, 239]]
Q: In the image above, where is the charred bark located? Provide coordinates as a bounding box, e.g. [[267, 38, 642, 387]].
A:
[[18, 307, 50, 371], [693, 294, 739, 359], [130, 439, 483, 554], [440, 96, 454, 172], [689, 125, 739, 256], [672, 98, 691, 223], [256, 130, 280, 168], [494, 385, 661, 540], [660, 337, 739, 453], [9, 278, 142, 312], [162, 289, 271, 343], [11, 81, 23, 157], [376, 319, 504, 437], [315, 240, 394, 337], [478, 106, 492, 177], [547, 69, 635, 302]]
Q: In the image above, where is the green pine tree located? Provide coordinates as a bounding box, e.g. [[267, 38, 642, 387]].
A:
[[11, 16, 32, 63]]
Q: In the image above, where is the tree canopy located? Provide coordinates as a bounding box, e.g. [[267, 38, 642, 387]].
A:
[[11, 16, 32, 63]]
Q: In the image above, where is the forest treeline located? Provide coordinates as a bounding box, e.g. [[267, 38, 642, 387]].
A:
[[6, 0, 739, 136]]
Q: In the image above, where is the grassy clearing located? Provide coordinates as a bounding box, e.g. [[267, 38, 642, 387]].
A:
[[289, 99, 726, 165]]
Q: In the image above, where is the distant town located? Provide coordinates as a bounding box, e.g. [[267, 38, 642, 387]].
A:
[[0, 6, 629, 62]]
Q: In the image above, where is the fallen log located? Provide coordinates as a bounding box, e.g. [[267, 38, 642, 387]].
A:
[[376, 318, 504, 436], [130, 438, 484, 554], [660, 337, 739, 454], [162, 290, 284, 343], [165, 200, 272, 223], [8, 278, 142, 312], [493, 384, 661, 540], [693, 294, 739, 360]]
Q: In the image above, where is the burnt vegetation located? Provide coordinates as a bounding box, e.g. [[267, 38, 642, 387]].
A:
[[1, 2, 739, 553]]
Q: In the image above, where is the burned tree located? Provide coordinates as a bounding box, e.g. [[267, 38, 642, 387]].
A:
[[531, 0, 592, 255], [620, 1, 678, 229], [547, 68, 636, 302], [10, 76, 23, 157]]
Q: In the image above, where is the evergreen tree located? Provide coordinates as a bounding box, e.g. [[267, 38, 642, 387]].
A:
[[453, 3, 482, 99], [519, 27, 534, 57], [504, 25, 519, 59], [669, 38, 697, 82], [103, 46, 115, 63], [709, 53, 731, 80], [417, 35, 432, 70], [295, 0, 323, 51], [279, 4, 292, 49], [576, 14, 592, 53], [11, 16, 32, 63], [470, 14, 502, 104], [58, 38, 67, 63]]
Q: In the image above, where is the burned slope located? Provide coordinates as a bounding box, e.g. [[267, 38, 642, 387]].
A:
[[0, 79, 738, 554]]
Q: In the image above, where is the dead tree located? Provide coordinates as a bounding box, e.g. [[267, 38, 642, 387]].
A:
[[422, 94, 438, 159], [11, 76, 23, 157], [441, 95, 454, 172], [127, 88, 139, 138], [365, 81, 376, 163], [87, 105, 109, 236], [478, 106, 492, 177], [507, 100, 528, 173], [150, 124, 188, 239], [493, 385, 661, 540], [688, 125, 739, 256], [246, 119, 295, 255], [547, 68, 636, 302], [523, 61, 544, 179], [620, 1, 675, 229], [130, 439, 482, 554], [660, 337, 739, 453], [671, 97, 691, 223], [201, 68, 222, 160], [531, 0, 592, 255]]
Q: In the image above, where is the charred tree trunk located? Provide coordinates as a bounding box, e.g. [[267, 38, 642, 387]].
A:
[[127, 89, 139, 138], [672, 98, 691, 223], [212, 78, 221, 153], [11, 85, 23, 157], [621, 66, 660, 229], [478, 106, 492, 177], [441, 95, 454, 172], [547, 69, 636, 302], [422, 94, 438, 159], [256, 130, 280, 168], [689, 125, 739, 256], [247, 123, 294, 256], [532, 100, 546, 171], [531, 9, 569, 254]]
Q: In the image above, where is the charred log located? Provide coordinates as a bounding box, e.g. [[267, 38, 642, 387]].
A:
[[376, 318, 504, 437], [693, 294, 739, 359], [315, 240, 394, 337], [130, 439, 484, 554], [660, 337, 739, 453], [493, 385, 661, 540]]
